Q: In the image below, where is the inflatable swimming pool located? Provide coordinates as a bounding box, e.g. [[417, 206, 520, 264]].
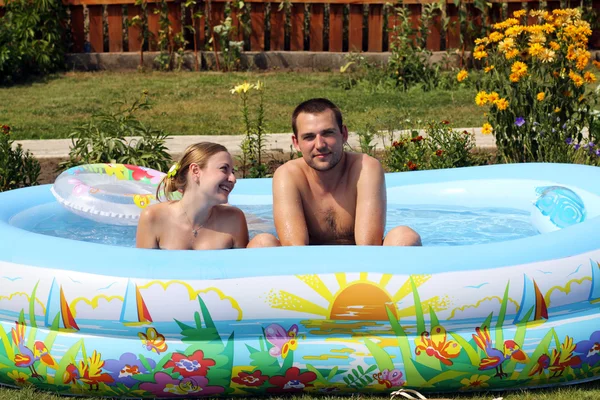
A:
[[0, 163, 599, 397]]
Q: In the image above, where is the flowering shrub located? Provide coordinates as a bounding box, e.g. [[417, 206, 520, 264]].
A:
[[462, 8, 599, 163], [383, 121, 477, 172], [0, 125, 40, 192]]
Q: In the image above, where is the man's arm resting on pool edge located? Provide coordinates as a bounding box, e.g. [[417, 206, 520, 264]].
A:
[[272, 167, 310, 246], [354, 156, 386, 246]]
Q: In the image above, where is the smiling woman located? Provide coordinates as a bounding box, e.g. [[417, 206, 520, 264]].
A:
[[1, 163, 600, 397]]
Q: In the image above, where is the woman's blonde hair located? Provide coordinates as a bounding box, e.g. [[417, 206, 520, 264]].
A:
[[156, 142, 228, 201]]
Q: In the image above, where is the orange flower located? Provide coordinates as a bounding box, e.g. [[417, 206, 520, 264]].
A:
[[456, 69, 468, 82], [537, 92, 545, 101], [494, 98, 509, 110], [584, 72, 596, 83], [482, 123, 493, 135]]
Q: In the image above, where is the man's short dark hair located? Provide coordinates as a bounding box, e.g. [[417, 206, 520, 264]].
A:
[[292, 98, 343, 136]]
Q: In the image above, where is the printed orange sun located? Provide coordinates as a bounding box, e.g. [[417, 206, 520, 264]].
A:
[[267, 273, 449, 321]]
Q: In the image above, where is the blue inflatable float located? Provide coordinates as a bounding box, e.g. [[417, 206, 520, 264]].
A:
[[0, 163, 599, 397]]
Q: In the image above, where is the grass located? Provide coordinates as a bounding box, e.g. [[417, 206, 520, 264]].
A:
[[0, 381, 599, 399], [0, 71, 483, 140]]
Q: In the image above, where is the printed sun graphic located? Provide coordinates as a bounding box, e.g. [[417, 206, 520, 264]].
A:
[[267, 273, 449, 320]]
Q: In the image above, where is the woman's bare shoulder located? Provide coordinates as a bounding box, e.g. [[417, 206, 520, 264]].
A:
[[140, 201, 177, 223]]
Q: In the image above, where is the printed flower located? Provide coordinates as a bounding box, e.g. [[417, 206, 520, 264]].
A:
[[140, 372, 224, 397], [7, 370, 29, 386], [232, 370, 269, 387], [482, 123, 493, 135], [267, 367, 317, 394], [456, 70, 468, 82], [414, 325, 461, 365], [164, 350, 216, 378], [104, 352, 156, 387], [574, 330, 600, 367], [515, 117, 526, 127], [537, 92, 546, 101], [460, 374, 490, 391], [134, 194, 154, 209]]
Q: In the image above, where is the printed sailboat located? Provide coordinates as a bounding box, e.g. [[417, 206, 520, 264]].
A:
[[119, 279, 153, 326], [589, 260, 600, 304], [45, 278, 80, 331], [513, 274, 548, 325]]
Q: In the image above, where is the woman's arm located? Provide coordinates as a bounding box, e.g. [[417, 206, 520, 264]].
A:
[[136, 206, 160, 249]]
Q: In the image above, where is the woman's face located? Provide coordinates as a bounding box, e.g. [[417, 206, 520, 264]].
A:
[[194, 151, 236, 203]]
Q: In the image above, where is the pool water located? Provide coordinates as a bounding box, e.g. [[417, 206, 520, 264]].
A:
[[9, 202, 539, 247]]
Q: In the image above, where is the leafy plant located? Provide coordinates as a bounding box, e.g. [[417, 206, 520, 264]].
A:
[[231, 81, 270, 178], [467, 8, 600, 163], [0, 124, 40, 192], [0, 0, 66, 84], [212, 13, 245, 72], [59, 93, 172, 172]]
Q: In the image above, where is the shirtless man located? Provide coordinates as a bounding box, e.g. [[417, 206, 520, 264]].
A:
[[273, 98, 422, 246]]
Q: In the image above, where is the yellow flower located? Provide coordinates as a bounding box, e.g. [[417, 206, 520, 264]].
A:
[[505, 25, 525, 37], [539, 49, 556, 63], [529, 33, 546, 44], [230, 81, 253, 94], [484, 65, 495, 73], [460, 374, 491, 391], [554, 107, 561, 113], [569, 70, 584, 87], [475, 37, 490, 46], [475, 91, 488, 106], [487, 92, 500, 103], [7, 371, 29, 386], [488, 31, 504, 42], [537, 92, 545, 101], [474, 50, 488, 60], [482, 123, 493, 135], [494, 98, 509, 110], [576, 55, 589, 70], [593, 60, 600, 69], [528, 43, 545, 57], [584, 72, 596, 83], [513, 9, 526, 18], [511, 61, 528, 78], [498, 38, 515, 53], [456, 70, 468, 82], [505, 49, 519, 60], [509, 72, 521, 82], [549, 41, 561, 51], [254, 80, 264, 91]]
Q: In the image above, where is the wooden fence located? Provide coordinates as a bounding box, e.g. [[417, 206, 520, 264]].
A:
[[2, 0, 600, 53]]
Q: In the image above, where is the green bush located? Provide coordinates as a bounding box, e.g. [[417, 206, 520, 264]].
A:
[[0, 125, 40, 192], [382, 121, 478, 172], [59, 94, 172, 172], [0, 0, 66, 84]]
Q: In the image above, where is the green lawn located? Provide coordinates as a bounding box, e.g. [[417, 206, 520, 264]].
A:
[[0, 71, 483, 140], [1, 381, 600, 399]]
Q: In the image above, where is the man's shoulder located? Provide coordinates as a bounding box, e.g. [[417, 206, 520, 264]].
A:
[[348, 152, 383, 174], [273, 159, 305, 180]]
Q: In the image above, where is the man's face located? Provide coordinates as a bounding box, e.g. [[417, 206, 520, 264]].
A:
[[292, 110, 348, 172]]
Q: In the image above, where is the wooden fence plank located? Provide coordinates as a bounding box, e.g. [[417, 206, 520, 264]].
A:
[[310, 3, 324, 51], [108, 4, 123, 52], [368, 4, 382, 51], [209, 1, 225, 50], [426, 11, 441, 51], [230, 7, 243, 42], [329, 3, 343, 52], [88, 5, 104, 52], [348, 4, 362, 51], [147, 3, 160, 50], [168, 2, 181, 36], [446, 3, 459, 49], [70, 5, 85, 52], [59, 0, 570, 5], [270, 3, 285, 50], [290, 3, 304, 51], [251, 2, 265, 50], [127, 4, 142, 52], [387, 7, 396, 50]]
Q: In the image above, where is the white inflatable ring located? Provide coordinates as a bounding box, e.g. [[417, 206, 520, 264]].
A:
[[51, 164, 167, 226]]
